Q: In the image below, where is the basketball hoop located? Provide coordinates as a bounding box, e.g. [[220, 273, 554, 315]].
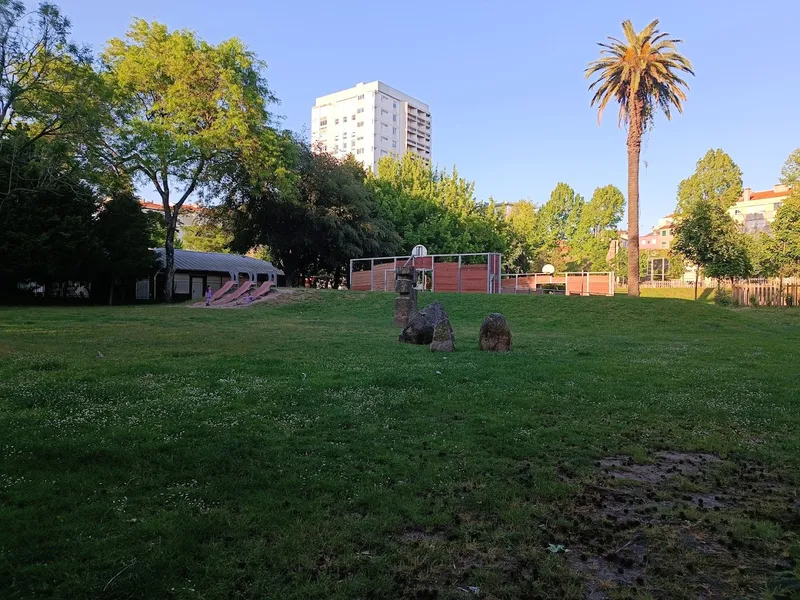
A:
[[542, 264, 556, 274], [411, 245, 428, 258]]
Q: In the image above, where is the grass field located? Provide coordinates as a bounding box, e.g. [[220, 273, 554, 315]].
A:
[[1, 291, 799, 599]]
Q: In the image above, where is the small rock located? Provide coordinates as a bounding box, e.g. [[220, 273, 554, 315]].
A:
[[430, 319, 455, 352], [478, 313, 511, 351]]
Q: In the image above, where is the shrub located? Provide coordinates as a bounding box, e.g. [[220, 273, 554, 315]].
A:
[[749, 294, 758, 308], [715, 289, 734, 307], [787, 294, 795, 308]]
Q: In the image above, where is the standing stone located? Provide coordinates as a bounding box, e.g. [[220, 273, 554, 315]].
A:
[[479, 313, 512, 352], [420, 301, 447, 327], [430, 319, 455, 352], [393, 265, 417, 327], [399, 301, 450, 345], [399, 311, 435, 344]]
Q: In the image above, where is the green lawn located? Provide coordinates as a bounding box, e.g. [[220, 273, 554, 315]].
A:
[[1, 292, 799, 599]]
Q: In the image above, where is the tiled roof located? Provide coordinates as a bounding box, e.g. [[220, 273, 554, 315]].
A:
[[749, 189, 791, 201], [140, 200, 201, 212], [153, 249, 283, 276]]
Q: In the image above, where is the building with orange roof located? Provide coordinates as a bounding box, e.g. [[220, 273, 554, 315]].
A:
[[728, 184, 792, 233], [139, 200, 202, 240]]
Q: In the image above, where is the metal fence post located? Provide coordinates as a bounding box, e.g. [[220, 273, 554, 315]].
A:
[[370, 258, 374, 292], [458, 255, 462, 293]]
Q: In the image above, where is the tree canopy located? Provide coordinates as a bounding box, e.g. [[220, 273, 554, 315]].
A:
[[677, 149, 743, 213], [97, 19, 278, 299]]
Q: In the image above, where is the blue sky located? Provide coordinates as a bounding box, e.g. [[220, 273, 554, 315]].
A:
[[59, 0, 799, 231]]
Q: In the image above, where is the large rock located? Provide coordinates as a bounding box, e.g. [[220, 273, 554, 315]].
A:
[[399, 301, 449, 345], [430, 319, 455, 352], [479, 313, 512, 352], [399, 311, 435, 344], [421, 301, 447, 327]]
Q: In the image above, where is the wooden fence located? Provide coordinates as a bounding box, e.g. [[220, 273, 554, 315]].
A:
[[732, 282, 800, 307], [500, 272, 614, 296]]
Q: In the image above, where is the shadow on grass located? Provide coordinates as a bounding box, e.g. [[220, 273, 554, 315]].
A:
[[698, 288, 712, 302]]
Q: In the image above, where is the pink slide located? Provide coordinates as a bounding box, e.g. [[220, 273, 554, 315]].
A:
[[237, 281, 275, 304], [194, 279, 236, 306], [212, 280, 253, 305]]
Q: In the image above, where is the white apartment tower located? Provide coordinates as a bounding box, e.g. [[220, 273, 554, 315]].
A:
[[310, 81, 431, 172]]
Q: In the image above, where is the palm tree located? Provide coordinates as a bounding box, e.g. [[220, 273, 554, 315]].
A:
[[586, 20, 693, 296]]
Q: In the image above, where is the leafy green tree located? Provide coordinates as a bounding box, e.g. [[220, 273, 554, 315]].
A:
[[587, 19, 694, 296], [743, 233, 782, 279], [673, 198, 749, 298], [780, 148, 800, 187], [0, 134, 100, 292], [95, 192, 158, 304], [370, 153, 506, 255], [572, 184, 625, 269], [538, 182, 584, 250], [771, 188, 800, 276], [220, 141, 400, 285], [504, 200, 540, 272], [677, 149, 743, 213], [182, 221, 233, 254], [1, 1, 106, 195], [97, 19, 277, 300]]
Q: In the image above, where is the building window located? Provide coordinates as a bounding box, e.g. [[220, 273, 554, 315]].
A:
[[334, 135, 338, 141], [357, 108, 364, 114], [335, 118, 339, 125], [174, 274, 190, 294], [392, 127, 397, 135], [381, 136, 388, 142], [392, 114, 397, 122], [357, 121, 364, 127], [661, 230, 666, 236], [343, 116, 347, 123], [775, 202, 783, 210], [357, 94, 364, 100], [319, 118, 327, 127], [334, 145, 338, 151], [381, 95, 387, 101], [661, 241, 667, 248], [356, 148, 364, 155], [380, 149, 387, 156], [357, 136, 363, 141], [392, 141, 397, 148], [381, 109, 388, 115], [343, 142, 347, 149], [393, 102, 397, 109]]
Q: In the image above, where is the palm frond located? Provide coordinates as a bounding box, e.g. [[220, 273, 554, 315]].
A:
[[586, 19, 693, 127]]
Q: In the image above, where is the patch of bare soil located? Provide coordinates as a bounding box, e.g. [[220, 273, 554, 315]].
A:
[[567, 452, 798, 599]]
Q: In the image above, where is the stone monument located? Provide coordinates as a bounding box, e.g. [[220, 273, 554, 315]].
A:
[[393, 265, 417, 327]]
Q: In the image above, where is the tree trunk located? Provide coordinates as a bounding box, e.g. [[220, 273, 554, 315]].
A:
[[626, 100, 644, 297], [694, 265, 699, 300], [164, 219, 176, 302], [108, 273, 114, 306]]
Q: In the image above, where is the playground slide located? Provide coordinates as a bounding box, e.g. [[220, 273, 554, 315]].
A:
[[237, 281, 275, 304], [194, 280, 236, 306], [212, 280, 253, 305]]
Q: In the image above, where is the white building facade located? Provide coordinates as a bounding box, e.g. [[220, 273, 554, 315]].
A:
[[310, 81, 431, 172]]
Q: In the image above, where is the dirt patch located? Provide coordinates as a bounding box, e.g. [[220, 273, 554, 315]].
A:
[[598, 451, 720, 484], [399, 527, 448, 544], [569, 451, 798, 599]]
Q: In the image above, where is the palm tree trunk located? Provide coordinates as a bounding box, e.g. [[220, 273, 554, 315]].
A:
[[626, 102, 643, 297]]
